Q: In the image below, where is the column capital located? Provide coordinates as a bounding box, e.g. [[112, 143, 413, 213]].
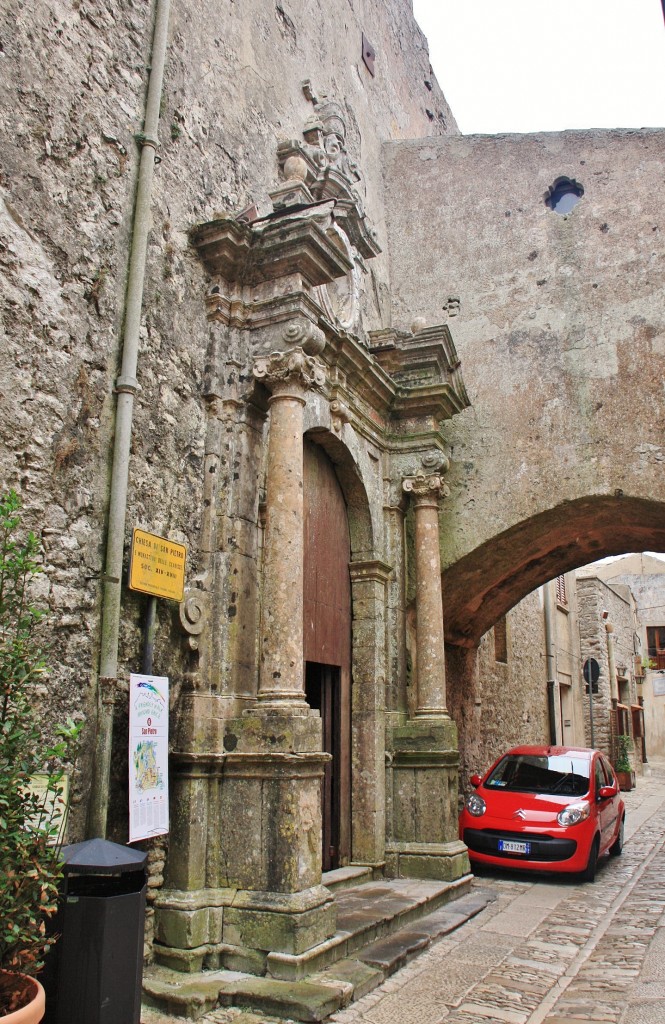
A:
[[253, 346, 326, 398], [402, 472, 450, 506]]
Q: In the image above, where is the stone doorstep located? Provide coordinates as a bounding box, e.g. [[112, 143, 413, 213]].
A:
[[143, 882, 495, 1022], [320, 865, 373, 893]]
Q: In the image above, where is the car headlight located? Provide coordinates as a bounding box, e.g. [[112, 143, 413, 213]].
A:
[[465, 793, 486, 817], [557, 801, 590, 827]]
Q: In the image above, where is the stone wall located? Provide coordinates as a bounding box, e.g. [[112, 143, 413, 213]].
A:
[[450, 587, 549, 790], [592, 556, 665, 759], [575, 575, 639, 764], [382, 129, 665, 645], [0, 0, 456, 848]]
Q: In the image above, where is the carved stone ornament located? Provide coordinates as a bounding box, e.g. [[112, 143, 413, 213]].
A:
[[281, 318, 326, 356], [179, 588, 207, 650], [403, 473, 450, 503], [330, 398, 351, 433], [274, 83, 381, 262], [421, 450, 450, 475], [253, 347, 327, 393]]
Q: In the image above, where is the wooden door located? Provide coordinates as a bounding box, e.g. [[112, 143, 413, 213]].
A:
[[303, 440, 351, 870]]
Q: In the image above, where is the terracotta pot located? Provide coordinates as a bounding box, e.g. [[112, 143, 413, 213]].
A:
[[0, 973, 45, 1023], [616, 770, 634, 792]]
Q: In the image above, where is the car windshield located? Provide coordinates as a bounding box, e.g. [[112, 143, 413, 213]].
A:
[[484, 754, 590, 797]]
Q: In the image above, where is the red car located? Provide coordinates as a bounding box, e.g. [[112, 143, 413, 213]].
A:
[[459, 745, 625, 882]]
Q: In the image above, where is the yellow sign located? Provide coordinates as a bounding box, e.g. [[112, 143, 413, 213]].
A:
[[129, 528, 187, 602]]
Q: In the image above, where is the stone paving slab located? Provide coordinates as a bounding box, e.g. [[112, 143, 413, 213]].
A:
[[330, 761, 665, 1024], [144, 763, 665, 1024]]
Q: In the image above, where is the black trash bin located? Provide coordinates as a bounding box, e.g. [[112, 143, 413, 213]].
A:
[[43, 838, 147, 1024]]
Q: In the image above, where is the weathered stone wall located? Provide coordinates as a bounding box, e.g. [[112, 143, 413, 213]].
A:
[[593, 556, 665, 759], [450, 588, 549, 790], [0, 0, 456, 847], [575, 575, 638, 764], [383, 129, 665, 645]]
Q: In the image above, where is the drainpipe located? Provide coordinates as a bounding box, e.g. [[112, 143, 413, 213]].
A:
[[605, 622, 618, 765], [88, 0, 171, 838], [543, 582, 558, 745]]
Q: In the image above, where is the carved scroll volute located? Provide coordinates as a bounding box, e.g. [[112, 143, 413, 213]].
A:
[[179, 588, 207, 650], [402, 473, 450, 506], [403, 452, 451, 506]]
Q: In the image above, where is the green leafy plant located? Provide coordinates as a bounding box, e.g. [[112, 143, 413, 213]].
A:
[[615, 734, 632, 774], [0, 491, 81, 1013]]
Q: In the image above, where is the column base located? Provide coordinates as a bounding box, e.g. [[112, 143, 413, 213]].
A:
[[385, 840, 470, 881], [387, 717, 461, 848], [153, 885, 335, 974]]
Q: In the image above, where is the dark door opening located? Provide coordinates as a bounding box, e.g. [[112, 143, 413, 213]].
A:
[[305, 662, 341, 872], [303, 439, 351, 871]]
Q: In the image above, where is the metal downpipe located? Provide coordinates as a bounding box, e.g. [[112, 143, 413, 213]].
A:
[[88, 0, 171, 838], [543, 582, 558, 745]]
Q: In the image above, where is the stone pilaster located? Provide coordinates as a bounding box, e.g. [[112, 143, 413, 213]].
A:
[[349, 559, 392, 866], [402, 469, 450, 719]]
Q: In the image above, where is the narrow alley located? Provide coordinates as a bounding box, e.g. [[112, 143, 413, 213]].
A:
[[144, 760, 665, 1024]]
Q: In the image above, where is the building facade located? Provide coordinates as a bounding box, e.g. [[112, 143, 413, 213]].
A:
[[1, 0, 664, 1007]]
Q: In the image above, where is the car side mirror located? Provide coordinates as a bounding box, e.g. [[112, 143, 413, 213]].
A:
[[598, 784, 617, 801], [470, 773, 482, 788]]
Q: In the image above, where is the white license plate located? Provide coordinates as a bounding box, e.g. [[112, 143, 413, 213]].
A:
[[499, 839, 531, 855]]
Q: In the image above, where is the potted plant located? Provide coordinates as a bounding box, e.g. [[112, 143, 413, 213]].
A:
[[614, 734, 635, 792], [0, 491, 81, 1020]]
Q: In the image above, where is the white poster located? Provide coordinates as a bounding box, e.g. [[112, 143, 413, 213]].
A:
[[129, 673, 169, 843]]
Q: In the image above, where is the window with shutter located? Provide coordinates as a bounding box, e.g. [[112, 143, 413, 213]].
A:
[[647, 626, 665, 670], [555, 574, 567, 606]]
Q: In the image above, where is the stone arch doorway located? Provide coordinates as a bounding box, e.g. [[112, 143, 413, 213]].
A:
[[302, 429, 385, 872], [303, 438, 352, 871]]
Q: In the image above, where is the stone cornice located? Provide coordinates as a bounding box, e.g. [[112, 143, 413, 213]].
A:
[[191, 212, 353, 288], [349, 559, 394, 585]]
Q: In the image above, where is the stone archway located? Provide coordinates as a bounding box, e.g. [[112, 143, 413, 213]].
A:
[[442, 495, 665, 648]]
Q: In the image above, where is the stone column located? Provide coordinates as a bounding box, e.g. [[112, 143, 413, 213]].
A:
[[385, 463, 469, 883], [403, 470, 450, 719], [253, 345, 326, 708]]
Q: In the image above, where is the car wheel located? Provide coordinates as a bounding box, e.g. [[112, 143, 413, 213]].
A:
[[581, 835, 600, 882], [609, 817, 625, 857]]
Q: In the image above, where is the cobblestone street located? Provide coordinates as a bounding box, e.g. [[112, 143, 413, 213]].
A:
[[329, 760, 665, 1024], [143, 760, 665, 1024]]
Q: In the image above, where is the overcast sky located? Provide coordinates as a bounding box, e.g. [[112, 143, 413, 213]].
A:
[[412, 0, 665, 135]]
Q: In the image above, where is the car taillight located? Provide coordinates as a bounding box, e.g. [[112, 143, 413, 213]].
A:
[[465, 793, 486, 817], [557, 801, 590, 827]]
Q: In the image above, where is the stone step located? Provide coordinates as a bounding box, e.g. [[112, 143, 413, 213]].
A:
[[266, 874, 473, 980], [320, 864, 374, 892], [143, 884, 495, 1022]]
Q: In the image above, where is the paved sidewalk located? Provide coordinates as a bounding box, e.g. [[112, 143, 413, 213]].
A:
[[142, 760, 665, 1024]]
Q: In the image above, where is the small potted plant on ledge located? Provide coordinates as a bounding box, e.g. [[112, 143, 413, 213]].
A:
[[0, 491, 81, 1021], [614, 734, 635, 793]]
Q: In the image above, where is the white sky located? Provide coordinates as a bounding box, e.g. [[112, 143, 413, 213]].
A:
[[412, 0, 665, 135]]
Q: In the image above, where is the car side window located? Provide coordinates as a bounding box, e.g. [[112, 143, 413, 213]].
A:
[[600, 756, 615, 786], [594, 759, 605, 794]]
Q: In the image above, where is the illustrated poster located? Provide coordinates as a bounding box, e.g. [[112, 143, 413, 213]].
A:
[[129, 673, 169, 842]]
